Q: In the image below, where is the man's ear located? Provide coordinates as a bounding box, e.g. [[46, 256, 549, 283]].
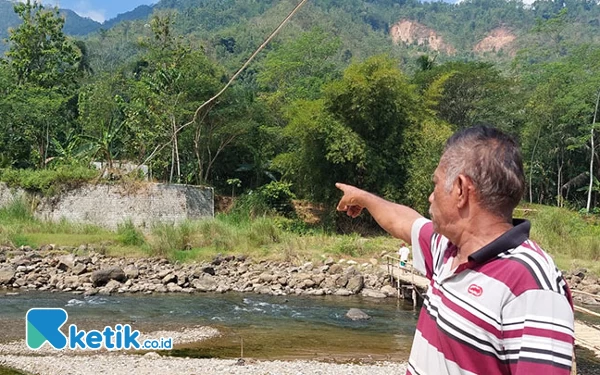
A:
[[455, 174, 473, 208]]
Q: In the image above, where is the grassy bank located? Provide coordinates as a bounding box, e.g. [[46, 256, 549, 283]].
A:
[[516, 204, 600, 275], [0, 199, 598, 275], [0, 366, 27, 375], [0, 199, 397, 264]]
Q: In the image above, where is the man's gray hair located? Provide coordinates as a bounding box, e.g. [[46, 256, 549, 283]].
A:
[[440, 126, 525, 217]]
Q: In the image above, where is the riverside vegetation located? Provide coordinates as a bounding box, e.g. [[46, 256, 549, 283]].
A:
[[0, 194, 598, 279]]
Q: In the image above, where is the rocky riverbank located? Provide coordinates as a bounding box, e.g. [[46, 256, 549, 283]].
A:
[[0, 354, 409, 375], [0, 246, 399, 299], [1, 245, 600, 305]]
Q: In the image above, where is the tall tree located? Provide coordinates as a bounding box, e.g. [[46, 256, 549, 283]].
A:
[[6, 0, 79, 89], [123, 13, 259, 185], [1, 0, 81, 169], [274, 55, 429, 204]]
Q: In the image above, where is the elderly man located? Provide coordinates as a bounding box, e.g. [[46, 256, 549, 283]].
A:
[[336, 126, 574, 375]]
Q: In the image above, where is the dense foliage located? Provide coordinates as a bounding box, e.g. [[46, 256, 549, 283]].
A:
[[0, 0, 599, 222]]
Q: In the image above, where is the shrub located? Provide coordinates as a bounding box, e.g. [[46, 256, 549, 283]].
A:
[[258, 181, 296, 215], [0, 166, 98, 196], [117, 220, 146, 246]]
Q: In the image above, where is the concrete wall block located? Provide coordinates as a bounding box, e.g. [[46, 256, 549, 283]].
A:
[[0, 182, 214, 230]]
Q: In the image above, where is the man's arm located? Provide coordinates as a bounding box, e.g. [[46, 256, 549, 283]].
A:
[[335, 183, 423, 244]]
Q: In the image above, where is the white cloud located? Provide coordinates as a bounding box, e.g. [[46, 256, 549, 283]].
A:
[[74, 9, 105, 22], [72, 0, 106, 23], [15, 0, 106, 22]]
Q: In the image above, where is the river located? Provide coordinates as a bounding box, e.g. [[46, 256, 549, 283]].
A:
[[1, 291, 599, 372]]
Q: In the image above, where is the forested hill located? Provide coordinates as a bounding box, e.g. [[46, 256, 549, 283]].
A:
[[1, 0, 600, 216], [3, 0, 600, 61]]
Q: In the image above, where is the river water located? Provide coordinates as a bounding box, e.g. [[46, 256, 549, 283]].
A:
[[1, 291, 599, 371], [0, 291, 417, 362]]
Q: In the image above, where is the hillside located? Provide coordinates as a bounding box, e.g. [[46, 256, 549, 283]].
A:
[[78, 0, 600, 73], [1, 0, 599, 216], [2, 0, 600, 67]]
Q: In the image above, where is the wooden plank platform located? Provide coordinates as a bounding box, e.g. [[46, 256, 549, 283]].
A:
[[382, 262, 429, 290], [574, 317, 600, 358]]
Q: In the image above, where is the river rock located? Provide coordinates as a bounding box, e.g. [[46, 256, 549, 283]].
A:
[[381, 285, 397, 297], [582, 297, 600, 305], [582, 285, 600, 295], [124, 265, 139, 279], [346, 275, 364, 294], [335, 275, 349, 288], [334, 288, 353, 296], [328, 264, 344, 274], [0, 267, 15, 285], [192, 275, 217, 292], [72, 263, 87, 276], [57, 254, 75, 271], [346, 308, 371, 320], [91, 267, 127, 286], [361, 289, 387, 299]]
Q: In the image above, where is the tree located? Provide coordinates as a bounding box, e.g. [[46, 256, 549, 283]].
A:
[[257, 28, 342, 107], [520, 47, 600, 208], [413, 61, 519, 131], [274, 55, 430, 204], [6, 0, 80, 89], [1, 0, 82, 169], [123, 13, 260, 185]]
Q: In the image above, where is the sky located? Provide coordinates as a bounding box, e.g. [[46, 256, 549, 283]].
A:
[[18, 0, 158, 23]]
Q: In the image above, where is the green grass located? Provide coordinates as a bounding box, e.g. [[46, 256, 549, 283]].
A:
[[0, 197, 598, 277], [516, 204, 600, 274], [0, 366, 28, 375]]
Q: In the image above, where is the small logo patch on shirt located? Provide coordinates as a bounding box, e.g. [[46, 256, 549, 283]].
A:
[[468, 284, 483, 297]]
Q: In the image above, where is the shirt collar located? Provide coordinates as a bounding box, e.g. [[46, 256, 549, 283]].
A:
[[467, 219, 530, 264]]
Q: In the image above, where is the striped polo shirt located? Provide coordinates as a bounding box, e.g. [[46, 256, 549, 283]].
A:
[[408, 218, 574, 375]]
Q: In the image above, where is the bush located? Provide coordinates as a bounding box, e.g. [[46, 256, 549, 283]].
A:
[[258, 181, 296, 215], [0, 166, 99, 196], [117, 220, 146, 246]]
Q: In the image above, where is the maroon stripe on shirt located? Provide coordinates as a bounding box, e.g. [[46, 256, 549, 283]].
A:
[[418, 222, 435, 279], [502, 326, 574, 343], [520, 241, 547, 260], [472, 257, 543, 296], [416, 309, 510, 375], [509, 357, 571, 374], [429, 283, 503, 339]]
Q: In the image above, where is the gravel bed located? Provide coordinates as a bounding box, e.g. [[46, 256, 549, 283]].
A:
[[0, 325, 408, 375], [0, 326, 220, 356], [0, 354, 408, 375]]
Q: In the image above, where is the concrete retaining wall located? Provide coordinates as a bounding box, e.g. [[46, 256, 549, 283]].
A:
[[0, 182, 214, 230]]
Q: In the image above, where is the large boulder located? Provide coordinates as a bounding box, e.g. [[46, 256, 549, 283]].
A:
[[346, 308, 371, 321], [90, 267, 126, 287], [346, 275, 364, 294], [0, 267, 15, 285]]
